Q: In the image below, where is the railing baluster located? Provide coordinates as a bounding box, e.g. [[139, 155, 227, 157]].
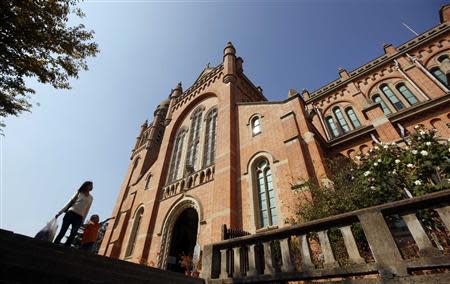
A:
[[317, 230, 339, 269], [358, 211, 407, 277], [247, 244, 258, 277], [263, 241, 274, 275], [280, 237, 295, 272], [219, 249, 228, 279], [339, 226, 365, 264], [232, 247, 241, 277], [299, 234, 314, 271], [435, 205, 450, 231], [401, 213, 440, 256]]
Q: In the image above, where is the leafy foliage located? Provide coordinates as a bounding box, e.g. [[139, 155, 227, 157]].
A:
[[0, 0, 98, 119], [293, 126, 450, 223]]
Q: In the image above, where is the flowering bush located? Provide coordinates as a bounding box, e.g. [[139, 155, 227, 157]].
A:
[[293, 125, 450, 223], [357, 125, 449, 203]]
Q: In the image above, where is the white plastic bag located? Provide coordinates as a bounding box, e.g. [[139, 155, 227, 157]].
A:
[[34, 218, 58, 242]]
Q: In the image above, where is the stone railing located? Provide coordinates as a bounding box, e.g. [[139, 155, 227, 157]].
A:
[[161, 165, 215, 200], [201, 189, 450, 283]]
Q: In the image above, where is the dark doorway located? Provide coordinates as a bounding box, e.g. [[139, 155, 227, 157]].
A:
[[166, 208, 198, 273]]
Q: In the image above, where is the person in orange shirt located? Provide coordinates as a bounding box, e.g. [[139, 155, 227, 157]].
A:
[[80, 214, 100, 252]]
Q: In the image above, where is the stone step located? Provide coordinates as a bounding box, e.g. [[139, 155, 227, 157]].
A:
[[0, 229, 203, 284], [0, 230, 179, 279]]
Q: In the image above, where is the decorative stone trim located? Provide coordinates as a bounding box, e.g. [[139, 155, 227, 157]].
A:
[[160, 165, 215, 201]]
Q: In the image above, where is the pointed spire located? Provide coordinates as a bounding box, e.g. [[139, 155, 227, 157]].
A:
[[223, 42, 237, 83], [170, 82, 183, 99], [223, 41, 236, 57]]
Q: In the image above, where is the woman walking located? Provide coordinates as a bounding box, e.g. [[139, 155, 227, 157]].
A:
[[54, 181, 94, 246]]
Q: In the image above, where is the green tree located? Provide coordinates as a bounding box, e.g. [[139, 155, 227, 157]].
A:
[[0, 0, 98, 120]]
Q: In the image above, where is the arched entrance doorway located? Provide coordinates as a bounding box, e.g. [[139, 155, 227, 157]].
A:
[[166, 208, 199, 273]]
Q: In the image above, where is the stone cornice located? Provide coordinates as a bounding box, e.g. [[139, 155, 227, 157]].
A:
[[307, 22, 450, 103]]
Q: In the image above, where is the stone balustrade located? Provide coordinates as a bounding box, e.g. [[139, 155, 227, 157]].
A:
[[161, 165, 215, 200], [201, 189, 450, 283]]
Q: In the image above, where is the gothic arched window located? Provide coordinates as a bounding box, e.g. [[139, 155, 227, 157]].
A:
[[372, 95, 391, 115], [203, 108, 218, 168], [431, 67, 449, 87], [125, 207, 144, 258], [145, 174, 152, 190], [255, 159, 277, 228], [185, 107, 204, 173], [380, 84, 404, 111], [333, 107, 350, 133], [251, 116, 261, 135], [396, 83, 417, 105], [326, 116, 339, 138], [168, 129, 187, 183], [345, 107, 361, 129]]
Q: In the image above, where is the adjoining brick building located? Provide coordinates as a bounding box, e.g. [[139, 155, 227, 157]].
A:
[[99, 5, 450, 272]]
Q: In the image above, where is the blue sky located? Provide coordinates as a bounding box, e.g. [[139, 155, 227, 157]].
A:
[[1, 0, 447, 236]]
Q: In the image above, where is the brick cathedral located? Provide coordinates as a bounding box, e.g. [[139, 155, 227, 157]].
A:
[[99, 5, 450, 272]]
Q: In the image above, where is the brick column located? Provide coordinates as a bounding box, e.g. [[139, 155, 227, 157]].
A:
[[363, 103, 400, 142]]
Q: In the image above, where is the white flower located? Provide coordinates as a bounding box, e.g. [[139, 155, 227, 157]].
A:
[[364, 171, 371, 176], [411, 150, 418, 154], [414, 125, 420, 129], [351, 176, 354, 180], [374, 162, 378, 166], [425, 142, 432, 146], [355, 155, 361, 160], [377, 159, 381, 162], [392, 169, 397, 174], [419, 130, 425, 135], [407, 163, 414, 168], [370, 186, 376, 190], [395, 159, 400, 164], [420, 150, 428, 156], [391, 142, 396, 146], [374, 146, 379, 150], [414, 180, 422, 186], [383, 145, 389, 149]]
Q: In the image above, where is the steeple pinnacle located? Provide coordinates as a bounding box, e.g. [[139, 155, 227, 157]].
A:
[[170, 82, 183, 99], [223, 41, 237, 83], [223, 41, 236, 57]]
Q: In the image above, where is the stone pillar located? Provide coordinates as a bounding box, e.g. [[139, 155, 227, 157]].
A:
[[339, 226, 365, 264], [401, 213, 440, 257], [358, 211, 407, 277]]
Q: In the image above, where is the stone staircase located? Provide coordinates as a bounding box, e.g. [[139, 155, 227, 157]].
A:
[[0, 229, 204, 284]]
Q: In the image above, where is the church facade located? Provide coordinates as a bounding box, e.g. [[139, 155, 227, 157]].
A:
[[99, 6, 450, 271]]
